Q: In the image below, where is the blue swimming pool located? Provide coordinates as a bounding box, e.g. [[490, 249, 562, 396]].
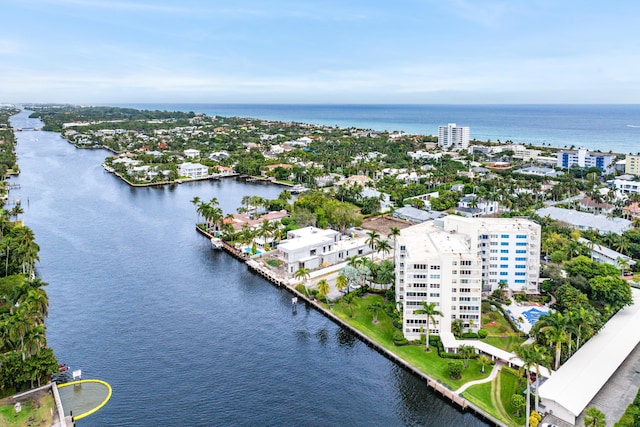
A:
[[522, 307, 547, 325]]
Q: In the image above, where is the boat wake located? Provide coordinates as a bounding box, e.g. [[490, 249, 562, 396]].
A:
[[627, 124, 640, 128]]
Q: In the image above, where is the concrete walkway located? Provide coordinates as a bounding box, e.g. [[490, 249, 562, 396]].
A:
[[454, 361, 504, 394]]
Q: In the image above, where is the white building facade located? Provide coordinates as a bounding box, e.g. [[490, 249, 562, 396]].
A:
[[556, 148, 616, 174], [277, 227, 370, 274], [438, 123, 470, 151], [395, 216, 541, 341], [178, 162, 209, 179]]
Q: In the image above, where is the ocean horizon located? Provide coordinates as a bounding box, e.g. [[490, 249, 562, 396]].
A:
[[110, 103, 640, 155]]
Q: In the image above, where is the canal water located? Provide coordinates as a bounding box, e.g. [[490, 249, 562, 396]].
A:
[[9, 110, 487, 426]]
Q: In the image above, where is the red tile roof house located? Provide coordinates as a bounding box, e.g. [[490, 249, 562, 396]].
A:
[[623, 202, 640, 218]]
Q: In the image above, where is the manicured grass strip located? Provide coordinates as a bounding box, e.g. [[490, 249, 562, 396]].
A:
[[326, 294, 490, 390], [499, 368, 526, 427], [463, 368, 525, 427], [464, 380, 513, 426]]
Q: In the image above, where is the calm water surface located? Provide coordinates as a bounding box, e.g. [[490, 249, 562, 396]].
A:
[[10, 110, 487, 426], [124, 103, 640, 154]]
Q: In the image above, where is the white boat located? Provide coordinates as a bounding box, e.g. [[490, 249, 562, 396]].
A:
[[211, 237, 223, 250]]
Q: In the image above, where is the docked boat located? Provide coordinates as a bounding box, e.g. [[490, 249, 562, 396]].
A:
[[211, 237, 223, 250]]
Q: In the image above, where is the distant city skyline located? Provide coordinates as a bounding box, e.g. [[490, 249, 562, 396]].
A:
[[2, 0, 640, 104]]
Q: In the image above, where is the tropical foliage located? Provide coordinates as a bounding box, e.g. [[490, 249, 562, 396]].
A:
[[0, 108, 57, 395]]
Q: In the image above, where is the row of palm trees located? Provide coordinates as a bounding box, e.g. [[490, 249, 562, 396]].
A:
[[192, 196, 288, 250], [364, 227, 400, 258], [531, 308, 600, 371], [0, 208, 58, 391]]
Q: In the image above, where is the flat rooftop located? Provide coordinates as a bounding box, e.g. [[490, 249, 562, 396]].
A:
[[401, 221, 471, 257]]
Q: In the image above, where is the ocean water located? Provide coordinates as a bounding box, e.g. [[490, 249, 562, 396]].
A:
[[119, 103, 640, 154]]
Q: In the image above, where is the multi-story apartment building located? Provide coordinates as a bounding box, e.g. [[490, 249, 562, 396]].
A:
[[395, 216, 540, 341], [556, 147, 616, 174], [625, 154, 640, 176], [438, 123, 469, 151]]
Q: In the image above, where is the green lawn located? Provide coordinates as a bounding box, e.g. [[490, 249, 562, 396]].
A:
[[325, 294, 490, 390], [0, 395, 55, 427], [463, 368, 525, 427], [482, 302, 526, 352]]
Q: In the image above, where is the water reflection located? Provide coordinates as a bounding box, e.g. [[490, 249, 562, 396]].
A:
[[336, 328, 358, 348]]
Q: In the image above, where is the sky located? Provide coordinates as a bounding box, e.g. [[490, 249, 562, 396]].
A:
[[2, 0, 640, 104]]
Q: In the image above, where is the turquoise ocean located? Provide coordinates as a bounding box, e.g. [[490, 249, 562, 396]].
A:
[[119, 104, 640, 154]]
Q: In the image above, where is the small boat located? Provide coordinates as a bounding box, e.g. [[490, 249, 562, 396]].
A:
[[211, 237, 223, 250]]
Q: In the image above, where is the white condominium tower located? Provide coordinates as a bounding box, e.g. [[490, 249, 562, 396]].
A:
[[438, 123, 470, 151], [395, 216, 540, 341]]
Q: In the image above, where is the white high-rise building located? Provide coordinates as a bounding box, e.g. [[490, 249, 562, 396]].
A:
[[438, 123, 470, 151], [395, 216, 540, 342]]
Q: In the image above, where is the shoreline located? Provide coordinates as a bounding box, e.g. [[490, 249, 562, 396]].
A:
[[196, 226, 507, 427]]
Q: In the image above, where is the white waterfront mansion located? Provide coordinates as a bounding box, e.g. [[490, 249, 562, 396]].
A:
[[277, 227, 372, 274]]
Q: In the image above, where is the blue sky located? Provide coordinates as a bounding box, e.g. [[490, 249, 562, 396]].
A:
[[2, 0, 639, 104]]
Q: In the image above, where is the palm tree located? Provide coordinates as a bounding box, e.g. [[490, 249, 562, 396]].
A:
[[335, 274, 348, 294], [257, 220, 273, 249], [367, 301, 384, 324], [413, 301, 442, 351], [376, 240, 392, 259], [477, 355, 491, 374], [537, 311, 568, 370], [346, 255, 364, 268], [294, 267, 310, 284], [190, 196, 201, 222], [617, 257, 630, 277], [584, 406, 606, 427], [574, 305, 597, 351], [365, 230, 380, 260], [388, 226, 400, 255], [451, 318, 464, 338], [317, 279, 330, 304], [512, 344, 535, 427], [342, 292, 357, 317], [529, 344, 551, 412], [458, 344, 476, 368]]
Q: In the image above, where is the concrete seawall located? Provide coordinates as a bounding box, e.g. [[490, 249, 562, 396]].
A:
[[196, 227, 508, 427]]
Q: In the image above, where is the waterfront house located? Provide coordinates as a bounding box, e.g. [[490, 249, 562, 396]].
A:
[[214, 165, 235, 176], [178, 162, 209, 179], [277, 227, 371, 274]]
